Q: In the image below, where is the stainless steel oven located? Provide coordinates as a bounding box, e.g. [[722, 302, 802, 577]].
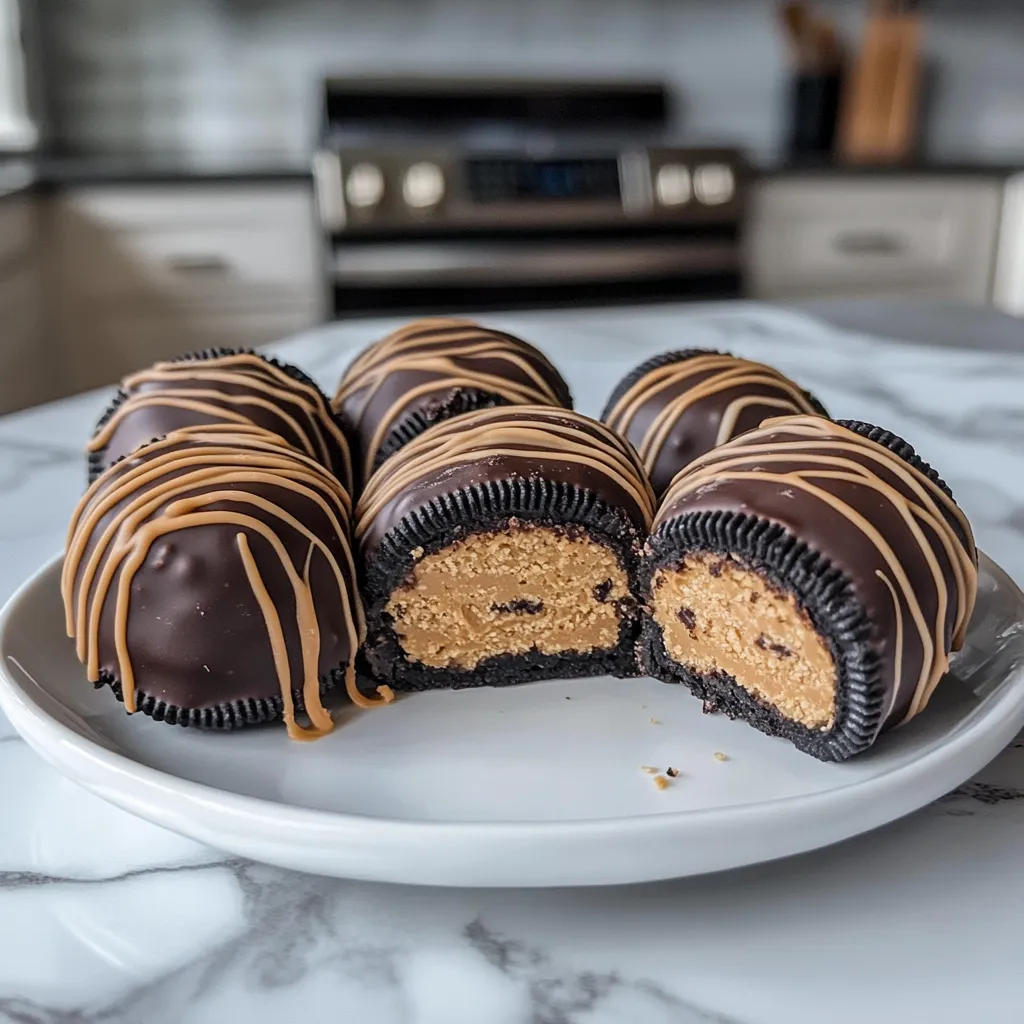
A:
[[313, 79, 748, 317]]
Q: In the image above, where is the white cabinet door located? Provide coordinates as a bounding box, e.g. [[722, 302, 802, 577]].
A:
[[748, 177, 1003, 304], [54, 186, 322, 308], [51, 184, 325, 395], [994, 174, 1024, 317]]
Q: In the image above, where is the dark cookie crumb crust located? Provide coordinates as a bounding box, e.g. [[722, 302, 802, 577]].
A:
[[364, 619, 642, 691], [95, 662, 361, 730]]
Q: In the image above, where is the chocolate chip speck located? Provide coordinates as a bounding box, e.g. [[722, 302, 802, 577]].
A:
[[749, 592, 759, 604], [755, 634, 793, 658], [677, 606, 697, 630], [666, 767, 679, 778], [491, 598, 544, 615], [593, 579, 614, 603], [709, 561, 725, 578]]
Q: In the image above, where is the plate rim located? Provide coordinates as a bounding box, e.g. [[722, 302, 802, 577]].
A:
[[3, 551, 1024, 883]]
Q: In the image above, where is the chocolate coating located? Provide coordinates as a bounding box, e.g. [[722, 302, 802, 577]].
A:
[[355, 405, 654, 566], [643, 416, 977, 759], [89, 349, 352, 493], [64, 429, 372, 735], [333, 318, 573, 485], [602, 350, 827, 497]]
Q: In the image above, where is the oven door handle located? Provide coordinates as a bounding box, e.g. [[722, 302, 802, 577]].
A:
[[330, 240, 737, 287]]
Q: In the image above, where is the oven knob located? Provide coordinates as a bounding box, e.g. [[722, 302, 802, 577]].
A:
[[694, 163, 736, 205], [345, 162, 385, 209], [403, 162, 446, 210], [655, 163, 691, 207]]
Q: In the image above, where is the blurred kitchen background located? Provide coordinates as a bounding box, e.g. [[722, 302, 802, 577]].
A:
[[2, 0, 1024, 413]]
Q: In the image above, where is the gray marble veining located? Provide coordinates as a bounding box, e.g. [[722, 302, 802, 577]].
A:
[[1, 301, 1023, 1024]]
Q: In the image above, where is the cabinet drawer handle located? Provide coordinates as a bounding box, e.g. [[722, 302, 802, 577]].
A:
[[166, 255, 231, 273], [832, 232, 906, 256]]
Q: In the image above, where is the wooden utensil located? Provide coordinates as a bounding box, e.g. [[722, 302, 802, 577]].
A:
[[838, 0, 923, 162]]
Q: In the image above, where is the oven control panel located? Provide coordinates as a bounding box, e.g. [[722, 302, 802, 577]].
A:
[[313, 146, 745, 233], [465, 157, 622, 203]]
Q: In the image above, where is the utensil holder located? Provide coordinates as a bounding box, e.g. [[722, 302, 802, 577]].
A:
[[785, 68, 843, 159]]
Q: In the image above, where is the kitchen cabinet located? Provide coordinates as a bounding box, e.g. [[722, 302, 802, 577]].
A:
[[748, 176, 1003, 304], [993, 173, 1024, 317], [0, 193, 47, 415], [51, 184, 324, 394]]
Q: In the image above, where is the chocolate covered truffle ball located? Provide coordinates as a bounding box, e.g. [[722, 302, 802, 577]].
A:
[[356, 406, 655, 691], [64, 427, 391, 739], [333, 317, 573, 485], [88, 349, 352, 493], [639, 415, 977, 761], [601, 350, 826, 497]]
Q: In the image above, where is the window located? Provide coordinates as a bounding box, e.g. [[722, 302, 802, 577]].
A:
[[0, 0, 36, 149]]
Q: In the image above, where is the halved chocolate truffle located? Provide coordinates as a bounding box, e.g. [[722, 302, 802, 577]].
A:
[[356, 406, 655, 690], [88, 349, 352, 493], [333, 318, 573, 485], [639, 415, 977, 761], [64, 427, 392, 738], [601, 350, 827, 497]]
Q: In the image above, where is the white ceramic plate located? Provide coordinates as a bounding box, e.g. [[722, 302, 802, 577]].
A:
[[2, 552, 1024, 887]]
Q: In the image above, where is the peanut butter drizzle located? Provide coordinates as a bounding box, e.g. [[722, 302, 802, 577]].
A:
[[89, 354, 352, 488], [63, 428, 389, 740], [604, 355, 821, 477], [334, 318, 568, 481], [657, 416, 978, 730], [355, 406, 656, 543]]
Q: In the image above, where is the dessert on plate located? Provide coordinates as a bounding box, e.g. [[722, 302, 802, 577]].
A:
[[638, 415, 978, 761], [333, 317, 573, 485], [356, 405, 655, 691], [602, 349, 827, 497], [88, 348, 352, 492], [65, 426, 390, 739]]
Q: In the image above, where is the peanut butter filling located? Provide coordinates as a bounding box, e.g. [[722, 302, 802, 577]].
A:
[[387, 526, 630, 670], [652, 553, 837, 730]]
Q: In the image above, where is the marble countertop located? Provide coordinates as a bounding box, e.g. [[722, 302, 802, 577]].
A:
[[2, 301, 1024, 1024]]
